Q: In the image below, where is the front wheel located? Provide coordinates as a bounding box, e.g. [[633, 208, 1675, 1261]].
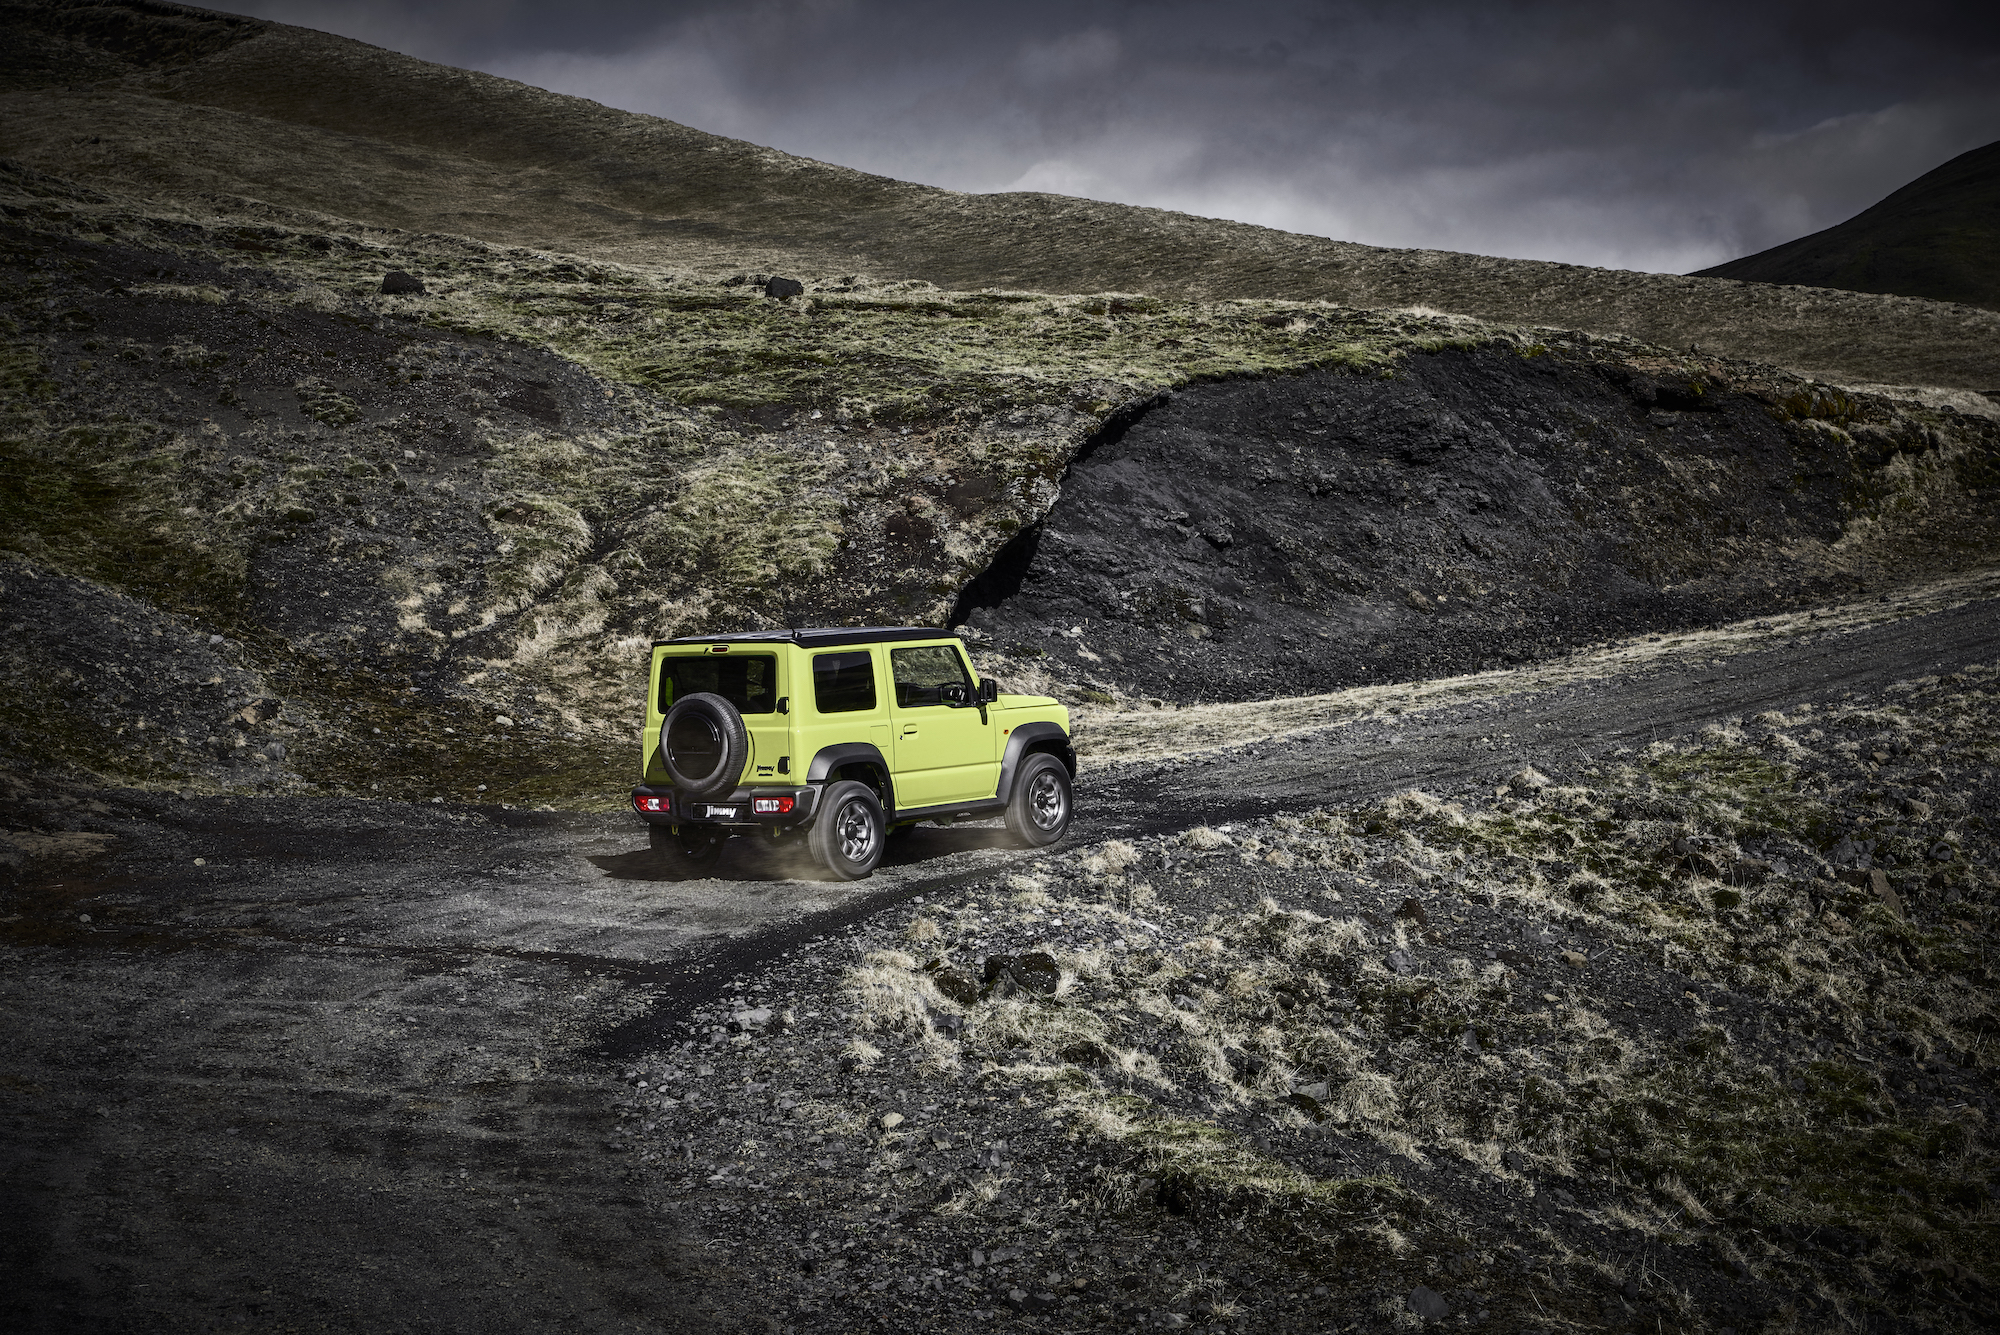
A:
[[808, 780, 885, 880], [1005, 753, 1073, 847], [649, 824, 729, 875]]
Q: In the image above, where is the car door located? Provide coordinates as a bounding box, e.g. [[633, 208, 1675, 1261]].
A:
[[887, 642, 997, 807]]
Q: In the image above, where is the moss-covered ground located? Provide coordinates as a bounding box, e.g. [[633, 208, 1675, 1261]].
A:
[[614, 664, 2000, 1332]]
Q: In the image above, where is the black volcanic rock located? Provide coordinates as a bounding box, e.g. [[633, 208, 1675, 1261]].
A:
[[1695, 140, 2000, 312], [955, 346, 2000, 703], [763, 275, 804, 300], [380, 270, 426, 295]]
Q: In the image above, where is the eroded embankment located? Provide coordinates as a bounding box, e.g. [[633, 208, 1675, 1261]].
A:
[[956, 345, 2000, 704]]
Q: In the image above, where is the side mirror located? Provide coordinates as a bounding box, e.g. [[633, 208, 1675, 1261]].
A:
[[978, 679, 999, 704]]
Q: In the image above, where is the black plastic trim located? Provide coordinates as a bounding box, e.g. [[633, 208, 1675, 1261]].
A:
[[804, 743, 898, 813], [892, 798, 1008, 825], [996, 723, 1076, 802]]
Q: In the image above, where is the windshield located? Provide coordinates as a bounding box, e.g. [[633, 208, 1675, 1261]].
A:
[[658, 653, 778, 715]]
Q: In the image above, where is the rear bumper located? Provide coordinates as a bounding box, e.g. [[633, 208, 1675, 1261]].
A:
[[630, 783, 818, 830]]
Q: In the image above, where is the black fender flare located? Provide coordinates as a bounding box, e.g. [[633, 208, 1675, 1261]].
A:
[[997, 723, 1076, 803], [807, 742, 897, 814]]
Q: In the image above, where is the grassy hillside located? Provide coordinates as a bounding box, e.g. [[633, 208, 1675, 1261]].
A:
[[0, 0, 1996, 392], [1697, 141, 2000, 315]]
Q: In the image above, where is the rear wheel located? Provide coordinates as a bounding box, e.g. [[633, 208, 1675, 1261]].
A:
[[808, 780, 885, 880], [1005, 753, 1072, 847], [649, 824, 729, 875]]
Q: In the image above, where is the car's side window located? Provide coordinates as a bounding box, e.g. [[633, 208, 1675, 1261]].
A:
[[890, 644, 972, 707], [813, 650, 877, 713]]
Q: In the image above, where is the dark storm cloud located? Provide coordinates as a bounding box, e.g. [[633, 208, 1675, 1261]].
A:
[[239, 0, 2000, 272]]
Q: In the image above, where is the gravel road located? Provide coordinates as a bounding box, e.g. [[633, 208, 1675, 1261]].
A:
[[4, 591, 1996, 1332]]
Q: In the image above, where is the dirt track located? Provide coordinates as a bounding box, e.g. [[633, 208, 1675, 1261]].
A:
[[4, 590, 1998, 1333]]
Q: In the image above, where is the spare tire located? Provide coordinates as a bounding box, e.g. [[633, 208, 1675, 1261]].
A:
[[659, 692, 750, 797]]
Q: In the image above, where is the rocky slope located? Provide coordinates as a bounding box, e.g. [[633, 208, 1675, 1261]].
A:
[[599, 661, 2000, 1333], [959, 343, 2000, 704], [1, 0, 1997, 391]]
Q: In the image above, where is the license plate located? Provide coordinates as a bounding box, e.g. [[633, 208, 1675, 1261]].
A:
[[703, 805, 738, 819]]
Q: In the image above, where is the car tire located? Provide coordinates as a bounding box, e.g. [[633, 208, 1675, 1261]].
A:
[[649, 824, 729, 874], [659, 692, 749, 797], [809, 780, 885, 880], [1004, 752, 1072, 847]]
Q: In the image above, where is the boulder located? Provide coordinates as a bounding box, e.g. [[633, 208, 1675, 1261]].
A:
[[764, 275, 805, 300], [380, 271, 426, 295]]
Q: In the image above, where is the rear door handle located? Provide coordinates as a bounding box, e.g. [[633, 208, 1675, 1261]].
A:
[[901, 726, 919, 737]]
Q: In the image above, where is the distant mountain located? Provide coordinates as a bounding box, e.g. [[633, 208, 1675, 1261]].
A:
[[1695, 140, 2000, 311]]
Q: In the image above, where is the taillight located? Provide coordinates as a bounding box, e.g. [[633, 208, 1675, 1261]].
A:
[[634, 795, 670, 813], [753, 796, 795, 815]]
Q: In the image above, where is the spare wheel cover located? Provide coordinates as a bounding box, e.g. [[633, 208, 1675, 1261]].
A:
[[660, 692, 750, 797]]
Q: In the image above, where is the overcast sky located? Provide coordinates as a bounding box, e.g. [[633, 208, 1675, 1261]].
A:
[[236, 0, 1999, 274]]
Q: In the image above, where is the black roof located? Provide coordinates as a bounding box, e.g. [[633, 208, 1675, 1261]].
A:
[[651, 626, 959, 649]]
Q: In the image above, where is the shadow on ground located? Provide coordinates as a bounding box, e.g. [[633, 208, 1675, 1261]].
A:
[[586, 822, 1022, 883]]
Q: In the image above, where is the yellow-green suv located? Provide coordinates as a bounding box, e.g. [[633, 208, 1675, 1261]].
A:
[[631, 627, 1075, 879]]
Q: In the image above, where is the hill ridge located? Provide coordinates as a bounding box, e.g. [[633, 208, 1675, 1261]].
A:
[[0, 0, 1995, 389]]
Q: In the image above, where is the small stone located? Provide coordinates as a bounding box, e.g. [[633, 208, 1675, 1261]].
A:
[[380, 270, 426, 295], [1387, 949, 1414, 976], [1408, 1285, 1450, 1322], [764, 276, 805, 300], [1508, 766, 1551, 793], [1561, 950, 1588, 968], [928, 965, 981, 1005], [1394, 897, 1429, 926], [193, 857, 206, 866], [77, 913, 91, 923], [1059, 1039, 1113, 1067], [982, 952, 1059, 996], [880, 1112, 904, 1130], [495, 715, 514, 727], [1869, 869, 1905, 919]]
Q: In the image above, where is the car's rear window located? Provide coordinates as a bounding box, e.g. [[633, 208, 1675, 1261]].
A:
[[813, 650, 877, 714], [658, 653, 778, 715]]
